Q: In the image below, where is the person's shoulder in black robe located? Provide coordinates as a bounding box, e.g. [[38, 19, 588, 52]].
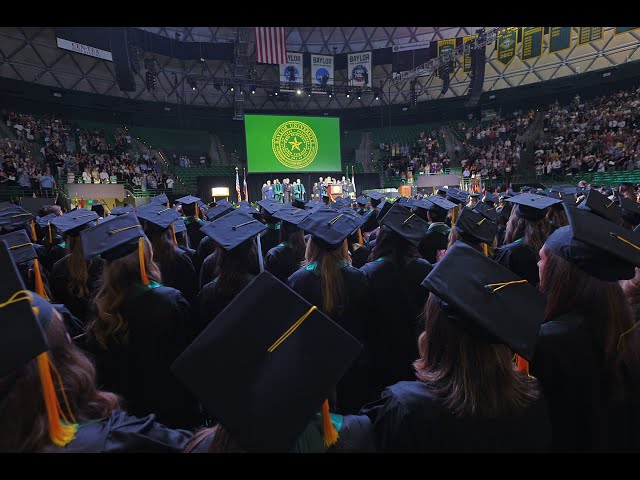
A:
[[196, 275, 255, 332], [419, 223, 450, 263], [264, 243, 302, 283], [350, 244, 370, 269], [361, 380, 551, 452], [361, 209, 379, 234], [194, 236, 217, 276], [493, 238, 539, 285], [158, 249, 198, 305], [185, 218, 206, 253], [260, 227, 280, 257], [198, 250, 218, 290]]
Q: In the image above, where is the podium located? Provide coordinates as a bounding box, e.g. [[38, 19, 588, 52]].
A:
[[398, 185, 412, 198], [328, 184, 343, 201]]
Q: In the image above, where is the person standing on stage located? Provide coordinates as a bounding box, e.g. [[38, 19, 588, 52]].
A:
[[273, 179, 284, 204], [319, 177, 326, 197], [263, 180, 274, 200], [283, 178, 292, 204], [312, 182, 320, 200], [293, 178, 306, 201], [341, 176, 349, 198]]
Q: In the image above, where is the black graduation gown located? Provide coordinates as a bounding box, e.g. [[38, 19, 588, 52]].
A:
[[264, 243, 302, 283], [194, 236, 217, 276], [184, 217, 207, 254], [350, 244, 371, 269], [260, 225, 281, 257], [288, 262, 371, 414], [359, 256, 432, 400], [50, 255, 104, 324], [196, 274, 256, 332], [158, 249, 198, 306], [181, 245, 196, 264], [361, 209, 379, 233], [361, 381, 551, 452], [86, 283, 200, 429], [493, 238, 540, 285], [59, 411, 193, 453], [531, 312, 640, 452], [419, 223, 450, 263], [199, 250, 218, 289]]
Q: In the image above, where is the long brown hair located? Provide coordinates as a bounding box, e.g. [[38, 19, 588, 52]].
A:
[[279, 223, 306, 264], [184, 425, 244, 453], [89, 237, 161, 348], [504, 208, 551, 260], [67, 234, 90, 298], [546, 205, 568, 231], [368, 225, 420, 263], [211, 238, 260, 299], [621, 267, 640, 311], [447, 227, 488, 255], [304, 238, 350, 317], [144, 224, 179, 267], [0, 309, 120, 452], [540, 246, 640, 391], [414, 295, 540, 418]]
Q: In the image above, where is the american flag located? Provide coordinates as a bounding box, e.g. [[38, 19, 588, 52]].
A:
[[243, 168, 248, 202], [254, 27, 287, 65], [235, 168, 241, 202]]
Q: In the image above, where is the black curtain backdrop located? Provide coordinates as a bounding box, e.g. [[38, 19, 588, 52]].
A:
[[196, 172, 381, 204]]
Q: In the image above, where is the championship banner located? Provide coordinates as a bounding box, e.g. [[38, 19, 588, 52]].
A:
[[348, 51, 372, 88], [311, 54, 334, 93], [578, 27, 604, 45], [521, 27, 543, 61], [549, 27, 572, 53], [615, 27, 640, 35], [463, 35, 476, 73], [497, 28, 518, 66], [437, 38, 457, 72], [280, 52, 304, 92]]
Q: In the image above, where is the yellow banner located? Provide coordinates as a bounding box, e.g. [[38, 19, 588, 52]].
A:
[[437, 38, 457, 72], [463, 35, 476, 73]]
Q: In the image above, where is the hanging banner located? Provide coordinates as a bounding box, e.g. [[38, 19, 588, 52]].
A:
[[437, 38, 457, 73], [615, 27, 640, 35], [497, 28, 518, 66], [521, 27, 543, 61], [279, 52, 304, 92], [392, 40, 431, 53], [462, 35, 476, 74], [549, 27, 572, 53], [348, 51, 372, 88], [578, 27, 604, 45], [311, 54, 334, 93]]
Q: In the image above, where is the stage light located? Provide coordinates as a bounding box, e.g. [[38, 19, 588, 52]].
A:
[[296, 88, 302, 95], [229, 85, 234, 92], [346, 90, 350, 98], [357, 92, 361, 99], [274, 91, 278, 96]]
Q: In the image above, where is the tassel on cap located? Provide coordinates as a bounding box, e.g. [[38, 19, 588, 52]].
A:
[[321, 399, 339, 448], [47, 224, 53, 245], [30, 220, 37, 242], [138, 237, 149, 286], [33, 259, 49, 300], [171, 222, 178, 245], [357, 228, 363, 246], [482, 243, 489, 257]]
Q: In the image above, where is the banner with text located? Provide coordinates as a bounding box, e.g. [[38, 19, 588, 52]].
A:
[[348, 51, 372, 88], [437, 38, 457, 73], [578, 27, 604, 45], [393, 40, 431, 53], [280, 52, 304, 91], [615, 27, 640, 35], [497, 28, 518, 66], [549, 27, 572, 53], [56, 37, 113, 61], [521, 27, 543, 61], [311, 54, 334, 93], [463, 35, 477, 73]]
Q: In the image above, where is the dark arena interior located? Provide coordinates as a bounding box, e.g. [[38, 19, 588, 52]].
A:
[[2, 26, 640, 453]]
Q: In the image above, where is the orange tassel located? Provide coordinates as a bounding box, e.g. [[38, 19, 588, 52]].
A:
[[482, 243, 489, 257], [195, 205, 199, 220], [171, 223, 177, 245], [30, 220, 37, 242], [357, 228, 363, 246], [515, 354, 530, 376], [37, 353, 77, 447], [321, 399, 339, 448], [138, 237, 149, 286], [48, 224, 52, 245], [33, 259, 49, 300]]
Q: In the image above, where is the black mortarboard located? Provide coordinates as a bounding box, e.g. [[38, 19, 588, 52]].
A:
[[368, 192, 386, 205], [469, 192, 481, 198], [304, 200, 323, 210], [110, 205, 134, 216], [0, 204, 34, 232], [396, 197, 410, 206], [257, 199, 283, 215], [446, 190, 468, 205], [80, 213, 145, 261], [172, 219, 187, 234], [379, 203, 429, 246], [421, 241, 546, 361], [50, 210, 99, 236], [91, 203, 106, 217], [483, 192, 499, 205], [176, 195, 201, 205], [200, 209, 267, 251], [356, 196, 368, 206], [424, 195, 456, 211], [506, 193, 562, 220], [473, 201, 498, 222], [577, 188, 622, 224], [171, 271, 362, 452], [292, 199, 305, 209], [436, 187, 448, 195], [619, 197, 640, 226], [150, 193, 170, 205], [377, 200, 393, 221], [520, 186, 533, 192], [273, 206, 310, 227], [547, 190, 576, 204], [136, 203, 181, 231], [206, 204, 235, 221], [35, 213, 58, 229], [0, 230, 37, 265], [455, 208, 498, 245], [236, 204, 261, 217], [298, 209, 362, 250], [545, 204, 640, 281]]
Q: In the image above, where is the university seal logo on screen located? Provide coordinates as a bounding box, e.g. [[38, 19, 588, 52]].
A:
[[271, 121, 318, 169]]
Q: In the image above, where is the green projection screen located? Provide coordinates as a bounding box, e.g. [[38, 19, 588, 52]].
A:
[[245, 114, 341, 173]]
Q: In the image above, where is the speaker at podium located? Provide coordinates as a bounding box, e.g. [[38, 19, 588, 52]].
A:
[[398, 185, 412, 198], [328, 184, 343, 200]]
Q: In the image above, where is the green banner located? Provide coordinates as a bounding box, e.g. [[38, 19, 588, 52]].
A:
[[463, 35, 476, 73], [549, 27, 572, 53], [578, 27, 603, 45], [615, 27, 640, 35], [497, 28, 518, 66], [437, 38, 456, 73], [521, 27, 543, 61]]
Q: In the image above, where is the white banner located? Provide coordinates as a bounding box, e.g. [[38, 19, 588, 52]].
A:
[[311, 54, 333, 93], [279, 52, 304, 92], [56, 37, 113, 61], [348, 51, 372, 88], [392, 41, 431, 53]]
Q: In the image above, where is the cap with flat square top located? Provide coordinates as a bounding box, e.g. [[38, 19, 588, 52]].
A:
[[367, 192, 385, 207], [446, 190, 469, 205], [577, 188, 622, 224], [424, 195, 456, 211], [473, 201, 498, 222], [50, 210, 99, 236], [257, 199, 283, 216], [172, 219, 187, 234], [454, 208, 498, 245], [272, 206, 310, 226], [35, 213, 58, 229], [171, 270, 362, 452], [377, 200, 393, 221], [421, 241, 546, 361], [545, 204, 640, 281], [483, 192, 499, 205], [298, 208, 362, 250], [356, 196, 368, 206], [506, 193, 562, 220], [136, 203, 182, 231], [150, 193, 170, 205], [80, 213, 145, 261], [0, 204, 34, 232], [379, 203, 429, 246], [0, 230, 37, 265], [110, 205, 134, 216], [618, 196, 640, 226], [205, 204, 235, 222], [176, 195, 201, 205], [200, 209, 267, 251]]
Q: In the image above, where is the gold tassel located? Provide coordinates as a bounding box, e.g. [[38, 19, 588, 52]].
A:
[[48, 224, 53, 245], [30, 220, 37, 242], [357, 228, 363, 246], [138, 237, 149, 286], [171, 223, 177, 245], [33, 259, 49, 300], [515, 354, 530, 376], [37, 353, 77, 447], [482, 243, 489, 257], [195, 205, 199, 220], [321, 399, 339, 448]]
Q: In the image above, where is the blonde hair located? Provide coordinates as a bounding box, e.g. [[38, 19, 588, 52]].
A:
[[304, 238, 350, 317]]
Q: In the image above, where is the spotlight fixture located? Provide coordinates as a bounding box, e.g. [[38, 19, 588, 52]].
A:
[[346, 90, 350, 98], [357, 91, 361, 100], [251, 88, 256, 94], [296, 88, 302, 95], [275, 91, 278, 96], [187, 76, 197, 91], [229, 85, 234, 92]]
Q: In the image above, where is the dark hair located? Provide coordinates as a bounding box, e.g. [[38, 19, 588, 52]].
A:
[[0, 308, 120, 452], [504, 207, 551, 261], [621, 267, 640, 310], [211, 238, 260, 301], [280, 223, 306, 265], [447, 227, 487, 255], [144, 223, 179, 269], [182, 203, 196, 217], [427, 208, 447, 223], [546, 204, 568, 231], [413, 295, 540, 418], [368, 226, 419, 264]]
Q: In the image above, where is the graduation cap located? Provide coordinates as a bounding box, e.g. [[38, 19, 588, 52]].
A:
[[176, 195, 200, 205], [172, 220, 187, 234], [292, 199, 306, 209], [91, 203, 106, 217], [436, 187, 448, 196], [520, 186, 533, 193], [236, 204, 261, 217], [499, 192, 512, 199], [545, 204, 640, 281], [0, 204, 35, 232], [356, 196, 368, 206], [379, 203, 429, 246], [424, 195, 456, 212], [80, 213, 145, 261], [396, 197, 410, 206], [577, 188, 622, 224], [298, 209, 362, 250], [0, 230, 37, 265], [506, 193, 562, 220], [110, 205, 134, 216], [446, 190, 469, 205], [421, 241, 546, 361], [50, 210, 99, 236], [547, 190, 576, 205], [469, 192, 481, 199], [150, 193, 169, 205], [171, 271, 362, 452], [483, 192, 499, 205], [257, 199, 283, 216], [377, 200, 393, 221], [0, 201, 13, 210], [200, 209, 267, 251], [205, 204, 235, 222], [619, 197, 640, 226], [35, 213, 58, 229], [367, 192, 386, 207], [273, 206, 310, 227], [304, 200, 323, 210], [136, 203, 181, 231], [455, 208, 498, 245], [473, 201, 498, 223]]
